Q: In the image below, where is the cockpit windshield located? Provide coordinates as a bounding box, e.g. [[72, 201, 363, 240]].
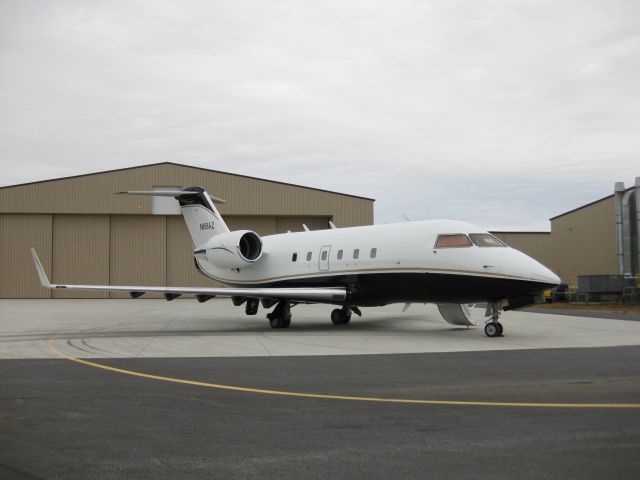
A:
[[434, 234, 472, 248], [434, 233, 507, 248], [469, 233, 507, 247]]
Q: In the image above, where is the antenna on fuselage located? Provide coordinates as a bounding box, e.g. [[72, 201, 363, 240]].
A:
[[329, 221, 337, 229], [302, 224, 310, 231]]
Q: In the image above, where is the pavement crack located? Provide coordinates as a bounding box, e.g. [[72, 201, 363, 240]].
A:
[[136, 313, 177, 357], [256, 334, 273, 356]]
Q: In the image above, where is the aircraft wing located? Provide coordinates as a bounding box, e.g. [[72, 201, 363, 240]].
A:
[[31, 249, 347, 303]]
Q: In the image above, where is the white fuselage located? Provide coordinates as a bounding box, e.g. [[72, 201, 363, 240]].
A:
[[195, 220, 560, 307], [30, 187, 563, 332]]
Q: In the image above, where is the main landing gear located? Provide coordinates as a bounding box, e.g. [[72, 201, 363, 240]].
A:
[[331, 306, 361, 325], [267, 302, 362, 329], [267, 300, 291, 329], [484, 302, 504, 338]]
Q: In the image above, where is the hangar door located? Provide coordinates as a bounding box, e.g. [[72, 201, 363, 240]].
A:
[[109, 215, 167, 298], [0, 213, 331, 298], [52, 215, 110, 298], [225, 215, 330, 235], [0, 214, 53, 298]]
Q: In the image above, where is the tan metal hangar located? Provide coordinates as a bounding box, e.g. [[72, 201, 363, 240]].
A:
[[495, 177, 640, 287], [0, 162, 374, 298], [2, 164, 637, 298]]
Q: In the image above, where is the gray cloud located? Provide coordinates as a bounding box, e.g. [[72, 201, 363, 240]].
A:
[[1, 0, 638, 229]]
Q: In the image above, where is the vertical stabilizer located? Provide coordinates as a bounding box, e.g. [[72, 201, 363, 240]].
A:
[[117, 187, 230, 247], [174, 187, 229, 247]]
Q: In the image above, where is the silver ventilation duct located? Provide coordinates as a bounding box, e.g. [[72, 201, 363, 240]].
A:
[[615, 177, 640, 278]]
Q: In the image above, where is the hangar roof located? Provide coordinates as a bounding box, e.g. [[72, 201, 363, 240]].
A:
[[549, 194, 614, 221], [1, 161, 374, 201], [0, 162, 374, 224]]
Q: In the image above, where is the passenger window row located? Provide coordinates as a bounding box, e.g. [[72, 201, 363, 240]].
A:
[[291, 247, 378, 262]]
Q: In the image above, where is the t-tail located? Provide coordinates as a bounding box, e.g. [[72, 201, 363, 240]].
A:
[[118, 187, 229, 246], [117, 187, 263, 270]]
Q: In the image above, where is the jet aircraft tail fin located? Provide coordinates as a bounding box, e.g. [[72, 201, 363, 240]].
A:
[[117, 187, 230, 247]]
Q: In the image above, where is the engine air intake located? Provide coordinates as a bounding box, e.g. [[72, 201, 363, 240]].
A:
[[239, 231, 262, 262]]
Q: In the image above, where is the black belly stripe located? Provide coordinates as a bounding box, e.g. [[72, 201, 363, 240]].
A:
[[202, 270, 555, 307]]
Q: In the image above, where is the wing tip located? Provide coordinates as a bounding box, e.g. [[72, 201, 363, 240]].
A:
[[30, 248, 52, 288]]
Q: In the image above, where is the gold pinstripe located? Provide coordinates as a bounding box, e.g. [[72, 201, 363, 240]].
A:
[[203, 266, 546, 286]]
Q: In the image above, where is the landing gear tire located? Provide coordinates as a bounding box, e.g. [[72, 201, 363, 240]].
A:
[[269, 315, 291, 329], [331, 308, 351, 325], [484, 301, 504, 338], [484, 323, 500, 338], [267, 300, 292, 329]]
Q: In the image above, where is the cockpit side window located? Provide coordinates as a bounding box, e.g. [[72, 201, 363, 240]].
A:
[[469, 233, 507, 247], [434, 234, 472, 248]]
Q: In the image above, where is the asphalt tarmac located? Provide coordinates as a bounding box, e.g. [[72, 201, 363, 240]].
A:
[[1, 346, 639, 480]]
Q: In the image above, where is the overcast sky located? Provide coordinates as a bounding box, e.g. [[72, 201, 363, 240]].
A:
[[1, 0, 638, 230]]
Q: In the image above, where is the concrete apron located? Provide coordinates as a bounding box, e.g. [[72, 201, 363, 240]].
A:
[[2, 299, 640, 359]]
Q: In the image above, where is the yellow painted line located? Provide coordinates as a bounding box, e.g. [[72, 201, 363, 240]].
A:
[[48, 339, 640, 409]]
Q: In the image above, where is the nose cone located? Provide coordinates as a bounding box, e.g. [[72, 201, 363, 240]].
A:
[[530, 262, 561, 286], [500, 248, 560, 287], [516, 251, 560, 286]]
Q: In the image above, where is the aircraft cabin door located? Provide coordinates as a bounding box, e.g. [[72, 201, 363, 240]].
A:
[[318, 245, 331, 271]]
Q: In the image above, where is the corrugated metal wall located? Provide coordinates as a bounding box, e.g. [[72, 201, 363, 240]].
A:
[[550, 196, 617, 285], [491, 232, 553, 270], [0, 213, 334, 298], [109, 215, 167, 298], [0, 163, 373, 227], [0, 214, 52, 298], [2, 162, 621, 295], [0, 163, 368, 298], [52, 215, 110, 298], [166, 215, 210, 289]]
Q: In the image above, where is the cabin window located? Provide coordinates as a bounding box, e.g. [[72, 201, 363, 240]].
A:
[[321, 250, 328, 261], [434, 234, 472, 248], [370, 248, 377, 258], [469, 233, 507, 247], [306, 251, 312, 261], [337, 250, 343, 260], [353, 249, 360, 259], [292, 253, 297, 262]]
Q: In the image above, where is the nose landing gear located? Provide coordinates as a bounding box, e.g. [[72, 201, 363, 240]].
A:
[[484, 302, 504, 338]]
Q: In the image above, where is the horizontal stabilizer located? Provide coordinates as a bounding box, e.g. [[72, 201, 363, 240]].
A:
[[116, 190, 226, 203], [31, 248, 346, 303]]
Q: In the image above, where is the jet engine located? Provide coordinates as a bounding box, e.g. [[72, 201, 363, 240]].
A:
[[195, 230, 263, 269]]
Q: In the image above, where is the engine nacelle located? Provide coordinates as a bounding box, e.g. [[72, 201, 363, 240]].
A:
[[196, 230, 263, 269]]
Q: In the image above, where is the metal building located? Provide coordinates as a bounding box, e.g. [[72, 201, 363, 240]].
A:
[[516, 177, 639, 288], [549, 195, 618, 285], [0, 162, 374, 298], [490, 231, 553, 271]]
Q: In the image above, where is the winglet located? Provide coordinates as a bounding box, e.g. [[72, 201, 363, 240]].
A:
[[30, 248, 53, 288]]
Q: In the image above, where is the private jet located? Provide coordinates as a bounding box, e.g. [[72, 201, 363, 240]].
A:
[[31, 187, 560, 337]]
